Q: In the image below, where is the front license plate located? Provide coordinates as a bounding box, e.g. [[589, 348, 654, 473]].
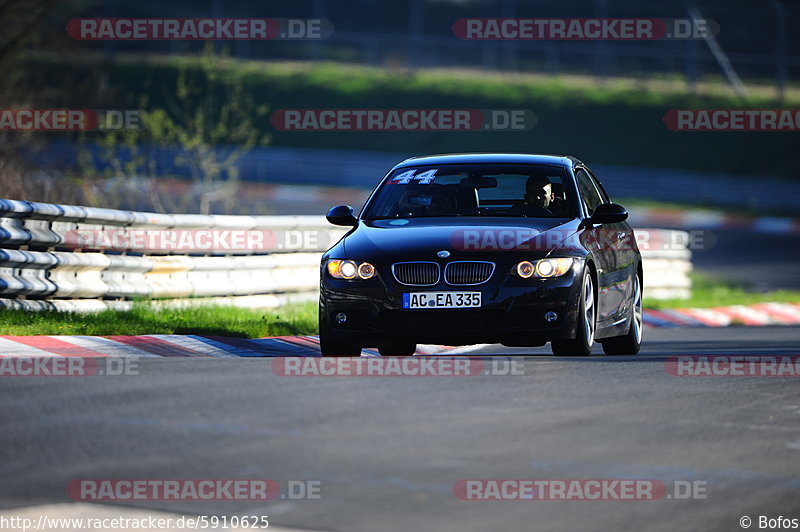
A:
[[402, 292, 481, 309]]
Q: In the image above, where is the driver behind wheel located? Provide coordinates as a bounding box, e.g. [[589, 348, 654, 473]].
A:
[[510, 175, 555, 217]]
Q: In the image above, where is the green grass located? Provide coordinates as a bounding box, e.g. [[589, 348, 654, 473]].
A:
[[644, 273, 800, 310], [1, 278, 798, 336], [0, 302, 318, 338], [24, 51, 800, 178], [57, 53, 800, 107]]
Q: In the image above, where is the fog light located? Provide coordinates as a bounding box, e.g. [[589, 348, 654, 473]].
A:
[[334, 312, 348, 325], [544, 311, 558, 323]]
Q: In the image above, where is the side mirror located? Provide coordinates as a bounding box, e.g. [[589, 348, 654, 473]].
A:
[[590, 203, 628, 224], [326, 205, 357, 226]]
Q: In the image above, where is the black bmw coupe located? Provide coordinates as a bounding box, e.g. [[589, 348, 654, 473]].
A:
[[319, 154, 643, 357]]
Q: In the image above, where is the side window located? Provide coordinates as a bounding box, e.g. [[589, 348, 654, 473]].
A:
[[584, 168, 610, 204], [575, 169, 604, 215]]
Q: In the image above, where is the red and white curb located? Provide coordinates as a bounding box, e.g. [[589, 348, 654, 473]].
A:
[[0, 302, 797, 356], [628, 206, 800, 235], [0, 333, 467, 358], [643, 302, 800, 327]]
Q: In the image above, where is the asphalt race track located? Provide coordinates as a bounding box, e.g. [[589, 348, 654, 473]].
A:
[[1, 326, 799, 532]]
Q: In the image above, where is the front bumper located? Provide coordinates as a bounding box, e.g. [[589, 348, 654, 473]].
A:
[[320, 261, 584, 347]]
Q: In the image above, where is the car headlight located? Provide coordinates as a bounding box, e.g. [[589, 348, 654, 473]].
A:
[[327, 259, 376, 280], [514, 258, 574, 278], [357, 262, 375, 279]]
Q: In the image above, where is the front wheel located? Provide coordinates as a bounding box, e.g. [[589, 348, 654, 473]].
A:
[[319, 310, 362, 357], [551, 269, 595, 356], [601, 273, 643, 356]]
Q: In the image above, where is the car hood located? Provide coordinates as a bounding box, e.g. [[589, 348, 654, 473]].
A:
[[341, 217, 582, 262]]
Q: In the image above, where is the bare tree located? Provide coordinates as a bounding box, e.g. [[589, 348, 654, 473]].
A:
[[79, 45, 270, 214]]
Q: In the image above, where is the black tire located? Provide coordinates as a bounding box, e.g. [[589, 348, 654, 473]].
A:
[[378, 341, 417, 357], [602, 273, 643, 356], [551, 269, 596, 356], [319, 309, 362, 357]]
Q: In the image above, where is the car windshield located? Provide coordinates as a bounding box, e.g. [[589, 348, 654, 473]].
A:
[[363, 163, 575, 219]]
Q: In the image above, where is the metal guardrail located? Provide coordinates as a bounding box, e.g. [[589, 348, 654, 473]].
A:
[[637, 228, 692, 300], [0, 198, 346, 309], [0, 198, 690, 311]]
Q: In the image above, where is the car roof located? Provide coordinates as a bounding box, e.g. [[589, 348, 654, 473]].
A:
[[393, 153, 583, 169]]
